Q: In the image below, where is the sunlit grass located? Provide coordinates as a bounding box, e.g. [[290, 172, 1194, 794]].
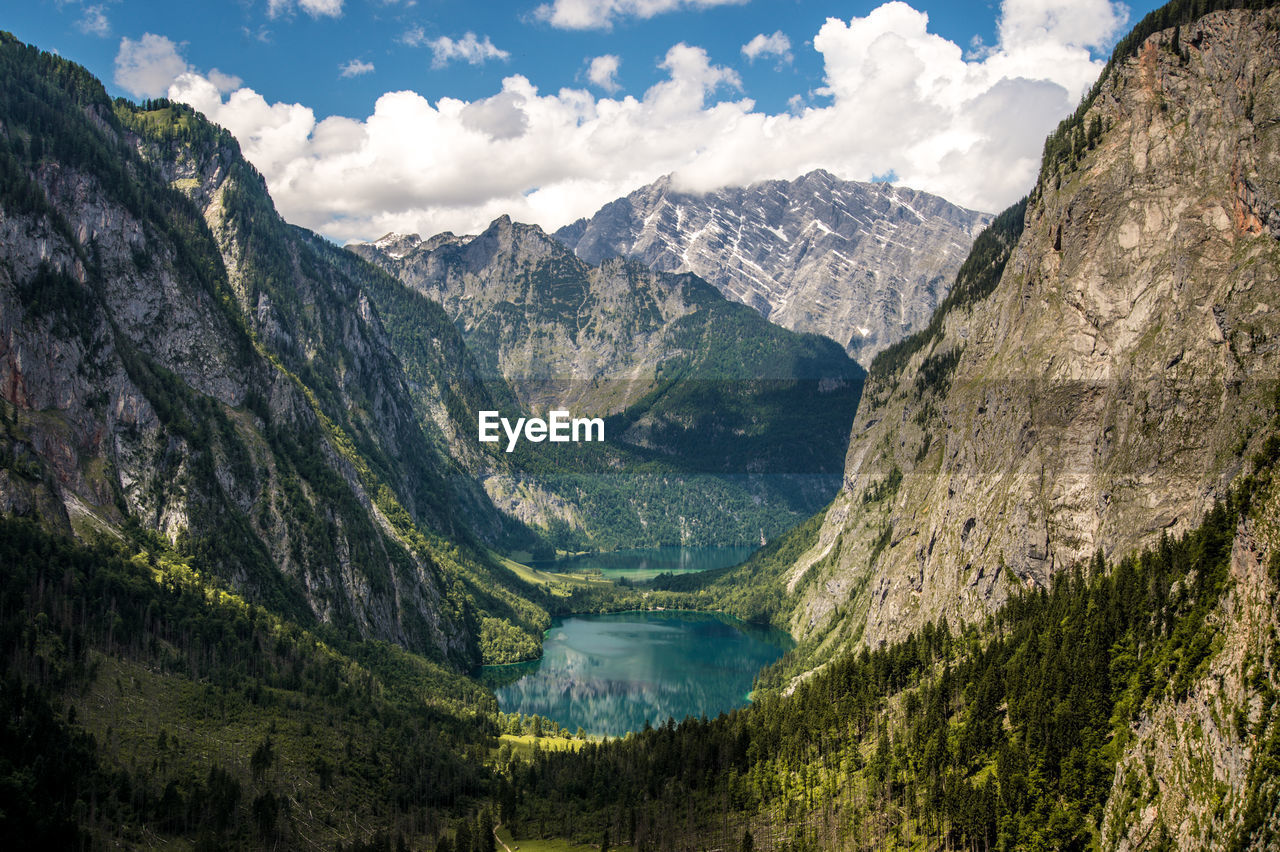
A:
[[496, 825, 634, 852]]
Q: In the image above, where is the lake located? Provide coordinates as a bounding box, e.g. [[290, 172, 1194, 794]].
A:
[[483, 611, 791, 737], [529, 544, 757, 582]]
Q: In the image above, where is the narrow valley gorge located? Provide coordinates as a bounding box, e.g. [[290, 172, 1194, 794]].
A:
[[2, 1, 1280, 850]]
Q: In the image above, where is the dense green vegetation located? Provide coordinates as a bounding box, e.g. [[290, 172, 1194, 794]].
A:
[[502, 466, 1279, 851], [0, 517, 497, 849], [647, 509, 827, 626]]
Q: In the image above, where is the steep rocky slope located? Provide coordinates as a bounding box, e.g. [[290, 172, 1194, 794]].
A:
[[772, 7, 1280, 662], [351, 220, 865, 549], [553, 170, 991, 363], [1101, 478, 1280, 850], [353, 218, 729, 414], [0, 36, 548, 666]]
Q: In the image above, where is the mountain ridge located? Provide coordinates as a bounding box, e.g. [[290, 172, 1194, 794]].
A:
[[754, 2, 1280, 679], [350, 213, 866, 551], [552, 168, 992, 363], [0, 36, 557, 667]]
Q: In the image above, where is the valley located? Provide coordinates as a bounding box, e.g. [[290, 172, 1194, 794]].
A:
[[2, 1, 1280, 850]]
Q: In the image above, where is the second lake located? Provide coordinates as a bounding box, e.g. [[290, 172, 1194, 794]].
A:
[[529, 545, 758, 582]]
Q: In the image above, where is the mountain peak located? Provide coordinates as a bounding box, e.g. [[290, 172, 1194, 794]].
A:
[[554, 171, 991, 364], [367, 232, 423, 259]]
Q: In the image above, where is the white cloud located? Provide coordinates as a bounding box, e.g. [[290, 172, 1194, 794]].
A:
[[460, 91, 530, 140], [428, 33, 510, 69], [114, 33, 190, 99], [400, 26, 428, 47], [76, 4, 110, 38], [164, 0, 1124, 243], [742, 31, 792, 64], [999, 0, 1127, 50], [268, 0, 344, 18], [587, 54, 621, 93], [340, 59, 375, 77], [207, 69, 244, 92], [535, 0, 748, 30], [303, 0, 344, 14]]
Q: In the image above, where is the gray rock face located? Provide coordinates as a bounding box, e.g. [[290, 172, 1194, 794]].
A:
[[553, 170, 991, 364], [351, 216, 715, 414], [785, 9, 1280, 652], [0, 78, 543, 665]]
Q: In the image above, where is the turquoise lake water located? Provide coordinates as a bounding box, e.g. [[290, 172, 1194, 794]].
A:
[[483, 611, 791, 737], [529, 544, 758, 582]]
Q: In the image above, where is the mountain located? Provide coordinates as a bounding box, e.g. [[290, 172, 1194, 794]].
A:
[[775, 1, 1280, 656], [553, 170, 991, 363], [5, 2, 1280, 850], [505, 5, 1280, 849], [704, 2, 1280, 843], [350, 218, 865, 550], [0, 32, 554, 668]]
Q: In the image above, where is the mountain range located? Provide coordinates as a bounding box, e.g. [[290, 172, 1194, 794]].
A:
[[554, 169, 991, 363], [350, 214, 865, 552], [3, 1, 1280, 849]]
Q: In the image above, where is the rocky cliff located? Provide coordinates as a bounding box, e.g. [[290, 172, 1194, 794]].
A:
[[0, 36, 549, 666], [554, 170, 991, 364], [352, 218, 726, 414], [776, 7, 1280, 661]]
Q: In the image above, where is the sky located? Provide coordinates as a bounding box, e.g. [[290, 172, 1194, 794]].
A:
[[10, 0, 1164, 244]]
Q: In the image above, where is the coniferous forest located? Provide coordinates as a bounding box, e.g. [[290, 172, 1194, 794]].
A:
[[4, 0, 1280, 849]]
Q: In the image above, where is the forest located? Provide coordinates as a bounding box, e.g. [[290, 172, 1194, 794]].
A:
[[5, 0, 1280, 847], [502, 438, 1280, 851], [5, 429, 1276, 849]]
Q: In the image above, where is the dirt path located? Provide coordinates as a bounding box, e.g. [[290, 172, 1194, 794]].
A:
[[494, 822, 514, 852]]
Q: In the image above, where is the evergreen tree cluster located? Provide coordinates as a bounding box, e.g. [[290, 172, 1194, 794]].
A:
[[502, 470, 1279, 851], [0, 517, 498, 848]]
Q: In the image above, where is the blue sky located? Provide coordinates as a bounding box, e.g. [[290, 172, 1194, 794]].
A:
[[8, 0, 1165, 241]]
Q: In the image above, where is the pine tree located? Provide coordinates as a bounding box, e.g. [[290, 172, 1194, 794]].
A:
[[454, 817, 472, 852], [476, 808, 495, 852]]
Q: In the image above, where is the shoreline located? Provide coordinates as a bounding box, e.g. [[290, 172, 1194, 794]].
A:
[[475, 606, 794, 671]]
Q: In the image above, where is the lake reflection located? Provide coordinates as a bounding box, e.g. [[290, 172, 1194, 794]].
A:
[[484, 611, 790, 736]]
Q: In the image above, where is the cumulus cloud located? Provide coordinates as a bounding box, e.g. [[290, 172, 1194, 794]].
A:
[[267, 0, 344, 18], [340, 58, 375, 77], [162, 0, 1124, 244], [114, 33, 190, 99], [999, 0, 1127, 50], [536, 0, 748, 30], [460, 91, 530, 140], [76, 4, 111, 38], [207, 69, 244, 92], [428, 33, 510, 68], [399, 25, 428, 47], [742, 31, 792, 64], [587, 54, 621, 93]]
